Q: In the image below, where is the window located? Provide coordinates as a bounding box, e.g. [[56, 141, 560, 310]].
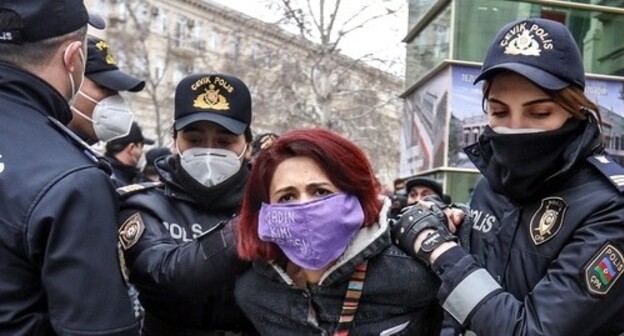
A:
[[152, 7, 168, 33], [153, 56, 165, 80], [230, 36, 240, 60], [173, 64, 185, 85], [174, 15, 189, 48]]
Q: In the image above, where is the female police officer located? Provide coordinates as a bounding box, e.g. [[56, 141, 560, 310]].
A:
[[117, 73, 256, 335], [392, 18, 624, 335]]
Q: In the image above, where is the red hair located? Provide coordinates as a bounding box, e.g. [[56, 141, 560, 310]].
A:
[[237, 128, 382, 262]]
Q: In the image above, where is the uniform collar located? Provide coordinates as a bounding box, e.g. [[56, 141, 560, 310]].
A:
[[0, 62, 73, 124]]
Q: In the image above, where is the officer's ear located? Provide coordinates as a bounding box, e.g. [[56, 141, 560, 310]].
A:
[[126, 142, 141, 154], [244, 142, 252, 161], [62, 40, 84, 73]]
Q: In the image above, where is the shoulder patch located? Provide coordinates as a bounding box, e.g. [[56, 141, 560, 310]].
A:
[[119, 213, 146, 250], [116, 181, 163, 198], [583, 242, 624, 296], [586, 155, 624, 193]]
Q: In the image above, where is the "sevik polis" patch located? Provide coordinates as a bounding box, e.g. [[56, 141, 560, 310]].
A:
[[584, 242, 624, 296]]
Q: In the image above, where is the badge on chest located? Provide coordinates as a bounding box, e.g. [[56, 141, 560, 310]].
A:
[[530, 197, 567, 245]]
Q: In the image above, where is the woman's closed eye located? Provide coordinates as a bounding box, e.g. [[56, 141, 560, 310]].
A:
[[529, 111, 551, 119], [489, 110, 509, 119]]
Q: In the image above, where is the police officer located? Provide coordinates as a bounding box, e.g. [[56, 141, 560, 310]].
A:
[[117, 73, 255, 335], [69, 35, 144, 144], [0, 1, 139, 335], [140, 146, 171, 182], [249, 132, 279, 164], [404, 177, 444, 205], [105, 121, 155, 187], [68, 35, 148, 322], [392, 18, 624, 335]]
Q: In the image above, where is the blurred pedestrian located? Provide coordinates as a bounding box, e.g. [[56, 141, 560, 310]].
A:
[[105, 121, 154, 187], [393, 177, 406, 194], [236, 128, 442, 335], [249, 132, 279, 164], [405, 177, 444, 205], [140, 146, 171, 182], [0, 1, 139, 335]]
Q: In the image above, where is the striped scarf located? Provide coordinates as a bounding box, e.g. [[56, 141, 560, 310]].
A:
[[333, 261, 368, 336]]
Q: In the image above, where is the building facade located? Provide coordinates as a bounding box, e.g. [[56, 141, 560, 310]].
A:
[[85, 0, 404, 186], [402, 0, 624, 202]]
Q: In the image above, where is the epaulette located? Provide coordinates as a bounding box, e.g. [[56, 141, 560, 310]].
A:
[[586, 154, 624, 193], [116, 181, 163, 198]]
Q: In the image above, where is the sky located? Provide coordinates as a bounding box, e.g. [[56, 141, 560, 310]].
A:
[[210, 0, 408, 76]]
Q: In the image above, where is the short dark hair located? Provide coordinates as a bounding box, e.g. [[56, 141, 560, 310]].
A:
[[105, 140, 141, 156], [394, 178, 405, 187]]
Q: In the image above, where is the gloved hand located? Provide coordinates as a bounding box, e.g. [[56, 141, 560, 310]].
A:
[[389, 196, 458, 266], [420, 195, 474, 236]]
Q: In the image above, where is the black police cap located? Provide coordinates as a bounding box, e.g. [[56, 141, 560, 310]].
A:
[[144, 147, 171, 168], [406, 177, 443, 198], [0, 0, 105, 44], [107, 122, 155, 149], [85, 36, 145, 92], [474, 18, 585, 90], [174, 73, 252, 135]]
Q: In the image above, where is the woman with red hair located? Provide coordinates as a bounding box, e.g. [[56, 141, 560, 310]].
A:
[[235, 128, 442, 335]]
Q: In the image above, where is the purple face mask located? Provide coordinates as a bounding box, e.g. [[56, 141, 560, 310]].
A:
[[258, 192, 365, 270]]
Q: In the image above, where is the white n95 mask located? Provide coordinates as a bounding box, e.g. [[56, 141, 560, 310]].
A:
[[71, 92, 134, 142], [179, 144, 247, 188]]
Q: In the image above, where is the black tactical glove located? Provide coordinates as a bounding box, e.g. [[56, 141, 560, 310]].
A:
[[389, 196, 457, 266], [419, 194, 474, 236]]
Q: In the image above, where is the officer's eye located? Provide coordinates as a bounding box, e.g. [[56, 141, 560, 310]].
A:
[[489, 110, 509, 119]]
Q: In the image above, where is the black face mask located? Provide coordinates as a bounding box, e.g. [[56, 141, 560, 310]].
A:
[[480, 118, 582, 202]]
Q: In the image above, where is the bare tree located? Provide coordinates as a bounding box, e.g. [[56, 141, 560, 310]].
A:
[[106, 0, 205, 146], [100, 0, 405, 185], [251, 0, 406, 184]]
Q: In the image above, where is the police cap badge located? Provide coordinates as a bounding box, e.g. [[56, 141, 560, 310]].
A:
[[173, 73, 252, 135]]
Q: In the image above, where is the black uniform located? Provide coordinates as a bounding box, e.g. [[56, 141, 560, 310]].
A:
[[435, 121, 624, 335], [0, 63, 139, 335], [118, 155, 254, 335], [106, 154, 141, 187]]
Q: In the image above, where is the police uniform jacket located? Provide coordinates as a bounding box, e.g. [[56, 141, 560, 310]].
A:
[[106, 154, 141, 188], [118, 156, 254, 334], [0, 63, 139, 335], [434, 121, 624, 335], [235, 200, 443, 336]]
